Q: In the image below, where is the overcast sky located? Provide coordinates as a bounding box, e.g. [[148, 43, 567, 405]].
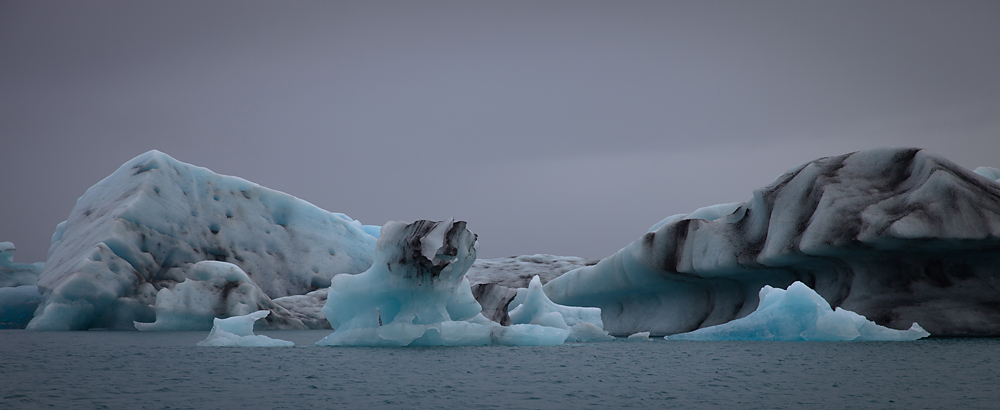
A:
[[2, 0, 998, 263]]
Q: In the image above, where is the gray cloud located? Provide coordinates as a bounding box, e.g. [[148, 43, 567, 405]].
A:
[[2, 0, 998, 262]]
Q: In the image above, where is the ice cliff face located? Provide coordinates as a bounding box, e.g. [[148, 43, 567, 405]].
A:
[[545, 148, 1000, 337], [28, 150, 378, 330]]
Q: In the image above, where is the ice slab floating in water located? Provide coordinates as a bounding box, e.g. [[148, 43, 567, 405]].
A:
[[667, 281, 929, 341], [509, 276, 611, 342], [197, 310, 293, 347]]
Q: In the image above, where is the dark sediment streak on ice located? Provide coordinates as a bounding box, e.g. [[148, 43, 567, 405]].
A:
[[545, 148, 1000, 337]]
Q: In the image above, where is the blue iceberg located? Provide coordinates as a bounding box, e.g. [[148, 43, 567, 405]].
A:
[[667, 281, 929, 341]]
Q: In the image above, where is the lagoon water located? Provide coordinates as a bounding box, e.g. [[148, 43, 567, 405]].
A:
[[1, 330, 997, 409]]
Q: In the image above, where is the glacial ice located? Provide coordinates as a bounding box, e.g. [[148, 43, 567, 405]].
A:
[[29, 150, 378, 330], [509, 276, 611, 342], [134, 261, 299, 331], [466, 255, 598, 325], [0, 286, 42, 329], [0, 242, 44, 288], [0, 242, 44, 329], [316, 220, 602, 346], [545, 148, 1000, 337], [667, 282, 929, 341], [466, 255, 599, 289], [647, 202, 743, 233], [197, 310, 294, 347], [627, 332, 651, 341], [509, 276, 603, 329], [974, 166, 1000, 182], [272, 288, 331, 329]]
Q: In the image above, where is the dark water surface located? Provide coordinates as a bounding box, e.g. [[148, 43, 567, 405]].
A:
[[1, 330, 997, 409]]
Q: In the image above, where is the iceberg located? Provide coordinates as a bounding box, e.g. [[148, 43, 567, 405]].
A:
[[508, 276, 607, 341], [627, 331, 651, 341], [134, 261, 301, 331], [0, 242, 43, 288], [272, 288, 331, 329], [667, 282, 929, 341], [316, 220, 600, 346], [545, 148, 1000, 337], [974, 166, 1000, 182], [0, 242, 44, 329], [197, 310, 294, 347], [28, 150, 378, 330], [466, 254, 597, 325]]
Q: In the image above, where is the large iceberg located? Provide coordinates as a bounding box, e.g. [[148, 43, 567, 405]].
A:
[[316, 220, 600, 346], [197, 310, 294, 347], [545, 148, 1000, 337], [668, 282, 929, 341], [29, 150, 378, 330]]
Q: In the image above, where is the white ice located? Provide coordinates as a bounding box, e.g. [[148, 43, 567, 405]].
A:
[[135, 261, 272, 331], [197, 310, 294, 347], [29, 150, 378, 330], [974, 166, 1000, 182], [667, 282, 929, 341], [627, 331, 651, 341], [647, 202, 743, 233], [465, 254, 599, 289]]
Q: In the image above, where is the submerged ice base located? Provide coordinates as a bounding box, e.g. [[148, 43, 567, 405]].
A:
[[197, 311, 293, 347], [667, 282, 929, 341]]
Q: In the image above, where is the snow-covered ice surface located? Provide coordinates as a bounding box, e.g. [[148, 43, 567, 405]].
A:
[[197, 310, 294, 347], [545, 148, 1000, 337], [316, 220, 603, 346], [0, 242, 43, 288], [29, 150, 378, 331], [668, 282, 929, 341]]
